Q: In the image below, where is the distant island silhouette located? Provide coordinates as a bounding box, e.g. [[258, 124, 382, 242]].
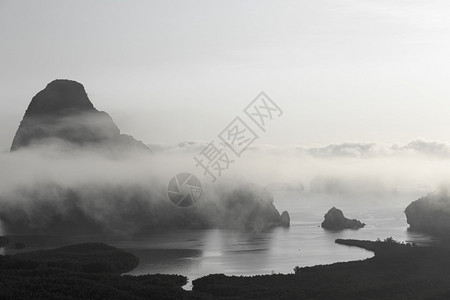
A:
[[1, 80, 289, 235], [405, 190, 450, 237], [11, 79, 150, 153], [321, 207, 365, 230]]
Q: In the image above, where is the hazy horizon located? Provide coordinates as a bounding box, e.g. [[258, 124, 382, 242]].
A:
[[2, 0, 450, 151], [3, 2, 450, 299]]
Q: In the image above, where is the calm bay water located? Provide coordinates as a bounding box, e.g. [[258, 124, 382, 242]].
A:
[[2, 191, 435, 289]]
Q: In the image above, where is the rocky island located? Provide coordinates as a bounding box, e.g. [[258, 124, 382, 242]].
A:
[[405, 191, 450, 236], [321, 207, 365, 230]]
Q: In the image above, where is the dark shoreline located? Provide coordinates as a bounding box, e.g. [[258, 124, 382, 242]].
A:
[[2, 238, 450, 299], [192, 238, 450, 299]]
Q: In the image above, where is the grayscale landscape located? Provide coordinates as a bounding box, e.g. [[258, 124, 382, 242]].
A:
[[2, 1, 450, 299]]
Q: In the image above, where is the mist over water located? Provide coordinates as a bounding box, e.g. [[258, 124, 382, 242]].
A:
[[2, 1, 450, 297], [3, 191, 434, 290], [1, 139, 450, 234], [0, 136, 447, 288], [153, 139, 450, 194]]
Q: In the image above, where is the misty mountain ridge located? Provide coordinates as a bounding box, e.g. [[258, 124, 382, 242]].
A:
[[11, 79, 150, 155], [2, 79, 450, 236], [0, 80, 289, 235]]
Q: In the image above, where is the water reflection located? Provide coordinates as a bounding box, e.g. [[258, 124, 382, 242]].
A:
[[200, 229, 275, 275], [0, 193, 437, 289], [129, 248, 203, 275], [122, 229, 277, 278]]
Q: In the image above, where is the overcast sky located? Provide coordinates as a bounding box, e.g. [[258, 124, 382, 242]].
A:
[[1, 0, 450, 151]]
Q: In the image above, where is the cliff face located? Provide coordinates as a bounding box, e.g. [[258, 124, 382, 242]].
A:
[[11, 79, 150, 153], [405, 193, 450, 236]]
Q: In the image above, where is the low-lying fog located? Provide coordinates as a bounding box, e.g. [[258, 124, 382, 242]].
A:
[[1, 138, 450, 235]]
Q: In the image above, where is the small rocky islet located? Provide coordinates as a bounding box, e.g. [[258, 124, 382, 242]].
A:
[[321, 207, 365, 230]]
